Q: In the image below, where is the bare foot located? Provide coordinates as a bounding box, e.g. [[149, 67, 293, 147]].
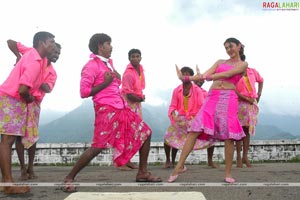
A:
[[236, 158, 243, 168], [208, 161, 219, 168], [28, 172, 38, 179], [136, 172, 162, 182], [19, 169, 28, 181], [163, 162, 172, 169], [3, 186, 30, 194], [118, 165, 132, 171], [61, 178, 77, 193], [243, 159, 253, 168], [126, 161, 138, 169]]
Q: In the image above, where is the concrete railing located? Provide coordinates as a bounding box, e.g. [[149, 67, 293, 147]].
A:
[[12, 139, 300, 165]]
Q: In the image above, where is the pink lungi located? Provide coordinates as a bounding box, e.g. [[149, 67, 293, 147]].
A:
[[164, 115, 215, 150], [238, 100, 259, 136], [92, 104, 151, 167], [0, 95, 27, 137]]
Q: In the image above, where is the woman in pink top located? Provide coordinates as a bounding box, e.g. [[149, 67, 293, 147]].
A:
[[235, 67, 264, 168], [7, 40, 61, 180], [0, 31, 56, 195], [163, 67, 215, 168], [168, 38, 247, 184], [119, 49, 145, 170], [63, 33, 161, 193]]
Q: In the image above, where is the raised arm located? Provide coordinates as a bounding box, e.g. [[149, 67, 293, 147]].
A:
[[176, 60, 223, 82], [7, 39, 22, 64], [201, 60, 224, 77]]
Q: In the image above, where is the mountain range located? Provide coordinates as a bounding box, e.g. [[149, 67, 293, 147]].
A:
[[39, 99, 299, 143]]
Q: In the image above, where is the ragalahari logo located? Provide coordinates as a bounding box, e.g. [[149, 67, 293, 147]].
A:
[[262, 1, 300, 11]]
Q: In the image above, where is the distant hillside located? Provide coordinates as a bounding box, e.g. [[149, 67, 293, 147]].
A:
[[254, 124, 296, 140], [39, 100, 298, 143], [39, 100, 94, 143], [258, 113, 300, 136], [39, 109, 67, 125]]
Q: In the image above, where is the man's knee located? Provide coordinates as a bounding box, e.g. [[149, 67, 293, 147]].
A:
[[0, 135, 16, 146]]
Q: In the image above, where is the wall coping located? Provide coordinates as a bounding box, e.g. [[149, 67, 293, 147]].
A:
[[31, 139, 300, 149]]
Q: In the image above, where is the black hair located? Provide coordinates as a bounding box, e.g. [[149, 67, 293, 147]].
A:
[[55, 43, 61, 49], [181, 66, 194, 76], [33, 31, 55, 48], [88, 33, 111, 54], [128, 49, 141, 59], [224, 37, 246, 61]]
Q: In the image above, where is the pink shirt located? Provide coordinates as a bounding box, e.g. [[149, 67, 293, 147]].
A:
[[16, 42, 57, 102], [0, 48, 46, 100], [200, 88, 208, 98], [121, 63, 145, 98], [236, 67, 264, 98], [16, 42, 30, 54], [80, 54, 125, 109], [168, 83, 205, 124]]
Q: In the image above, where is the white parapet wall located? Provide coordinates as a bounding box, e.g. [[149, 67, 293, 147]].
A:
[[12, 139, 300, 165]]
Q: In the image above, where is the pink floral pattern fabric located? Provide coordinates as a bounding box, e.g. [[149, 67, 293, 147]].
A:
[[238, 100, 259, 136], [123, 97, 143, 118], [22, 101, 41, 149], [92, 104, 151, 167], [164, 115, 214, 150], [0, 95, 27, 136]]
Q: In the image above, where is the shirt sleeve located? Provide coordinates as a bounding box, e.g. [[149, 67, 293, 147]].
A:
[[121, 72, 135, 94], [19, 60, 41, 88], [168, 88, 179, 123], [253, 69, 264, 83], [80, 61, 96, 98], [44, 70, 57, 91], [17, 42, 31, 55]]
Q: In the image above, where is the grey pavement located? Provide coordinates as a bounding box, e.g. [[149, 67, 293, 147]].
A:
[[0, 163, 300, 200]]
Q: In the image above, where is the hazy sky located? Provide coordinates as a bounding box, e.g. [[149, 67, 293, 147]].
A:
[[0, 0, 299, 115]]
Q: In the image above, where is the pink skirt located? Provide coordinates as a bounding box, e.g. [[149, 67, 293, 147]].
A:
[[238, 100, 259, 136], [92, 104, 152, 167], [164, 115, 215, 150], [190, 89, 245, 141], [0, 95, 27, 137]]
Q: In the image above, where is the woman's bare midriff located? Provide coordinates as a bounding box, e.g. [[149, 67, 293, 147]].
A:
[[210, 80, 235, 90]]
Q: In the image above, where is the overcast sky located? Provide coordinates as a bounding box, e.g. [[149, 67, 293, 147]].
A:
[[0, 0, 299, 115]]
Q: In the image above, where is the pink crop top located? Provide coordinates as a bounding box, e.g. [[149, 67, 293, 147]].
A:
[[215, 63, 242, 85]]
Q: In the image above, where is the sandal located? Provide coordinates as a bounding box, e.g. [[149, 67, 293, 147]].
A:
[[136, 172, 162, 182], [61, 179, 77, 193], [224, 177, 235, 183]]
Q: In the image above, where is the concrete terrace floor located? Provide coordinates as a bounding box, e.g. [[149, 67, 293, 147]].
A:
[[0, 163, 299, 200]]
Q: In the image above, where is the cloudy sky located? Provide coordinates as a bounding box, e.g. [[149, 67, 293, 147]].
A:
[[0, 0, 299, 115]]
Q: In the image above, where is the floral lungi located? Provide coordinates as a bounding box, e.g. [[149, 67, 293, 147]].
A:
[[238, 100, 259, 136], [92, 104, 151, 167]]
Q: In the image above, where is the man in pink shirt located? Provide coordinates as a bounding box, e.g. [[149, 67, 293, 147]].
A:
[[120, 48, 145, 170], [235, 67, 264, 168], [7, 39, 61, 180], [62, 33, 161, 193], [164, 67, 215, 168], [0, 31, 56, 194]]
